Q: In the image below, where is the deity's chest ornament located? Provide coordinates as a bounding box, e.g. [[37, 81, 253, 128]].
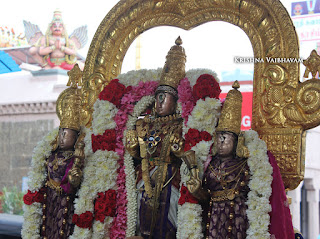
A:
[[137, 113, 182, 160], [50, 151, 74, 171]]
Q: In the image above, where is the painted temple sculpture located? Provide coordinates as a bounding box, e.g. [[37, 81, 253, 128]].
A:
[[23, 10, 88, 70]]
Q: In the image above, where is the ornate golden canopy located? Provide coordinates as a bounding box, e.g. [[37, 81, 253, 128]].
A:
[[77, 0, 320, 190]]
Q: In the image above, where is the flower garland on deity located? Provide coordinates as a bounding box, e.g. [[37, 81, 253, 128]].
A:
[[70, 56, 222, 239], [22, 75, 86, 239], [22, 128, 59, 239]]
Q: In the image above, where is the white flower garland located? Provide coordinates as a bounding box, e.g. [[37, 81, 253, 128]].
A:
[[118, 68, 162, 87], [92, 99, 118, 136], [123, 95, 155, 237], [244, 130, 273, 239], [76, 68, 221, 238], [177, 203, 203, 239], [177, 73, 221, 239], [92, 217, 113, 239], [71, 150, 119, 239], [22, 128, 59, 239], [187, 98, 221, 135]]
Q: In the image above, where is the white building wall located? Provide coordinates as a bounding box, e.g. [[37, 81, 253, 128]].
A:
[[288, 125, 320, 239]]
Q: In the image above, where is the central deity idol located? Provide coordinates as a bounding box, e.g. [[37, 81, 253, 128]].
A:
[[126, 37, 187, 239]]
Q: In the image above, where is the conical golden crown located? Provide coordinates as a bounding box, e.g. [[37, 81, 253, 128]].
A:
[[159, 36, 186, 90], [56, 65, 82, 131], [216, 81, 242, 135]]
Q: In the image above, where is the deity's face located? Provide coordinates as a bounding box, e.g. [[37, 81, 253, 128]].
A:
[[58, 128, 78, 151], [216, 131, 237, 159], [155, 91, 177, 117], [51, 22, 64, 37]]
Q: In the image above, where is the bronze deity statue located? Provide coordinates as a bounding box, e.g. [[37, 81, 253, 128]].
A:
[[125, 38, 200, 239], [187, 81, 295, 239], [22, 69, 85, 239]]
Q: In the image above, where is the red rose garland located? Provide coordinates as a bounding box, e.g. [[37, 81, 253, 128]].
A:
[[184, 128, 213, 151], [94, 190, 117, 222], [193, 74, 221, 101], [23, 188, 46, 205], [178, 185, 198, 205], [72, 211, 94, 229], [98, 79, 130, 108], [72, 190, 116, 228], [91, 129, 117, 152]]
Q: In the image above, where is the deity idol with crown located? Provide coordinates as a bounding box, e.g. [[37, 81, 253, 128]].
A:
[[125, 38, 191, 239], [23, 10, 87, 70], [186, 82, 296, 238], [69, 38, 221, 238], [22, 72, 85, 239]]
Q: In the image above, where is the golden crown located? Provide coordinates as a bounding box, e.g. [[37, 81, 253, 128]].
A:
[[216, 81, 242, 135], [158, 36, 186, 91], [56, 65, 82, 131]]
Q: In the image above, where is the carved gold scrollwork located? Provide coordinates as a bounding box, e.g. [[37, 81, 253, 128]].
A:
[[81, 0, 320, 190], [263, 64, 287, 85], [80, 72, 108, 126], [261, 65, 289, 126], [295, 79, 320, 129]]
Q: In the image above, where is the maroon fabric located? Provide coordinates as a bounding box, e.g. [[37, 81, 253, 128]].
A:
[[202, 157, 250, 239], [41, 151, 77, 238], [268, 151, 295, 239], [42, 187, 75, 239], [61, 160, 74, 194], [202, 152, 295, 239]]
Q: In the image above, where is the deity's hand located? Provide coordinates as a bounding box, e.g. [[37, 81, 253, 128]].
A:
[[68, 166, 82, 187], [170, 133, 184, 158], [55, 38, 61, 49], [186, 177, 202, 195], [126, 129, 140, 158]]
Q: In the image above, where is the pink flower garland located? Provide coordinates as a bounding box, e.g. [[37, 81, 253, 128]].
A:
[[177, 78, 195, 125], [110, 81, 157, 239]]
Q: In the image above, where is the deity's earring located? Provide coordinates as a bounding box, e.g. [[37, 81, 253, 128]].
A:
[[236, 132, 250, 159], [211, 133, 218, 156], [152, 102, 157, 116], [51, 133, 59, 151]]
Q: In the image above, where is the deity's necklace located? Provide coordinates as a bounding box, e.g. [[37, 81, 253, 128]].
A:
[[51, 151, 74, 171], [209, 159, 247, 189]]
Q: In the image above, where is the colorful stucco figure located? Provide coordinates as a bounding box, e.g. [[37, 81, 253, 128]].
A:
[[23, 10, 88, 70]]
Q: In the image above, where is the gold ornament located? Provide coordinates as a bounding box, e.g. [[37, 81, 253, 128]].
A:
[[236, 132, 250, 159], [216, 81, 242, 135], [158, 36, 186, 92], [303, 50, 320, 79], [80, 0, 310, 190], [216, 81, 250, 158], [56, 64, 82, 131]]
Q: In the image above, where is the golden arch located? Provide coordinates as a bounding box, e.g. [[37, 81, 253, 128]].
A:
[[81, 0, 320, 190]]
